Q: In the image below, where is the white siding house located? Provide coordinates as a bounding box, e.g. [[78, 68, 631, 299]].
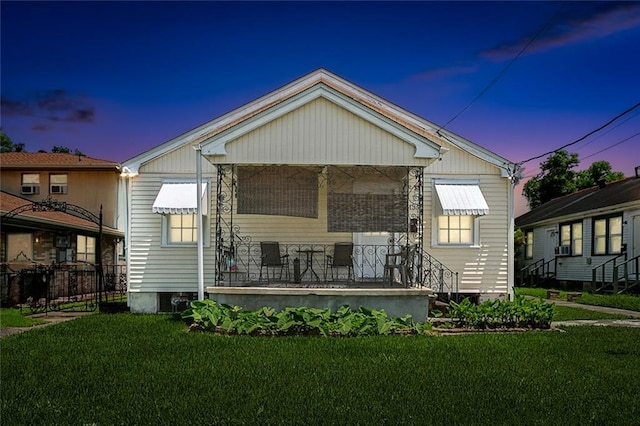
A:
[[122, 69, 518, 315], [516, 172, 640, 292]]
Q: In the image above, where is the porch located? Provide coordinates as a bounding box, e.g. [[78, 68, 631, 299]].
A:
[[212, 241, 458, 292]]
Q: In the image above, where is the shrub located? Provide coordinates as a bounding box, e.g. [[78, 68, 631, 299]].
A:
[[181, 300, 431, 336], [447, 294, 553, 329]]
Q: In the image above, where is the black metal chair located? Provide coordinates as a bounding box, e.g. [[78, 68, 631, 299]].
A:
[[259, 242, 290, 282], [383, 244, 416, 287], [325, 242, 354, 282]]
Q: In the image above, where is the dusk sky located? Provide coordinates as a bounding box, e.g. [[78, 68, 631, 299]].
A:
[[2, 1, 639, 215]]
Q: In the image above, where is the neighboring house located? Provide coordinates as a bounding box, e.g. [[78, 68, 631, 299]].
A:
[[121, 69, 518, 316], [515, 169, 640, 293], [0, 153, 125, 306]]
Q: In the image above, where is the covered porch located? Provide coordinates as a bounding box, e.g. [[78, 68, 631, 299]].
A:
[[196, 164, 461, 297]]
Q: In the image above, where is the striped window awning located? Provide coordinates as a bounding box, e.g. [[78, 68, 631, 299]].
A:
[[152, 183, 208, 215], [435, 184, 489, 216]]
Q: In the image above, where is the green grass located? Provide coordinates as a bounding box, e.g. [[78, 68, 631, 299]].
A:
[[516, 287, 640, 312], [0, 308, 46, 328], [2, 314, 640, 425], [577, 292, 640, 312], [552, 305, 633, 321]]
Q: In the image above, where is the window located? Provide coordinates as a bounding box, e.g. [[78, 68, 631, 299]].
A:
[[50, 174, 68, 194], [593, 215, 622, 255], [559, 221, 583, 256], [21, 173, 40, 194], [438, 215, 473, 245], [525, 230, 534, 259], [168, 214, 198, 244], [77, 235, 96, 263]]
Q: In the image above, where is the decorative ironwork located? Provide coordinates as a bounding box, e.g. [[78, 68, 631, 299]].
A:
[[1, 198, 108, 303], [3, 197, 101, 224]]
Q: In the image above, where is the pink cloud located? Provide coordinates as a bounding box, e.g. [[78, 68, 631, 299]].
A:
[[409, 64, 478, 81], [482, 3, 640, 61]]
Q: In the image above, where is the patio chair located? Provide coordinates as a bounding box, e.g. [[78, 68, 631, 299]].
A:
[[325, 242, 354, 282], [383, 244, 417, 288], [259, 242, 290, 282]]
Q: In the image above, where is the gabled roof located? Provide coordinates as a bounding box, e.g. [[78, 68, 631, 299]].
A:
[[0, 191, 122, 236], [0, 153, 119, 170], [516, 176, 640, 228], [123, 68, 515, 176]]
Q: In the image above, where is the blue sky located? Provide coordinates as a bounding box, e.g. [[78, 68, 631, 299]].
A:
[[2, 1, 640, 214]]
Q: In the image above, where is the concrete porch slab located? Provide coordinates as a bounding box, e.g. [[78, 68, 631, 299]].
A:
[[206, 286, 434, 321]]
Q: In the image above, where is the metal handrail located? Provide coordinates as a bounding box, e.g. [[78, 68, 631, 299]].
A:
[[591, 253, 627, 292], [612, 254, 640, 294], [419, 249, 458, 295], [519, 258, 555, 287]]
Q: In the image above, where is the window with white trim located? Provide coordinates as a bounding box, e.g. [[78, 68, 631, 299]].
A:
[[438, 215, 473, 245], [593, 215, 622, 255], [76, 235, 96, 263], [168, 214, 198, 244], [433, 180, 487, 247], [50, 174, 68, 194], [21, 173, 40, 195]]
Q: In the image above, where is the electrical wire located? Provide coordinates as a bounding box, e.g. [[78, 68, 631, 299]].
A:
[[581, 131, 640, 161], [435, 4, 563, 135], [516, 101, 640, 166], [574, 109, 640, 151]]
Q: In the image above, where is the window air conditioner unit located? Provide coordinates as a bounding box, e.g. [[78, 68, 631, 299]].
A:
[[555, 245, 571, 256], [50, 185, 67, 194], [21, 185, 39, 195]]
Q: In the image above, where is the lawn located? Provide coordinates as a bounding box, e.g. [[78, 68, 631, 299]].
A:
[[515, 287, 640, 312], [2, 314, 639, 425], [0, 308, 46, 328]]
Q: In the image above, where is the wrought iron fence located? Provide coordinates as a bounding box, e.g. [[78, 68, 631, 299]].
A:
[[0, 262, 127, 313]]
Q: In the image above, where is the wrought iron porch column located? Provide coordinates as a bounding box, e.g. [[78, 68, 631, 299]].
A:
[[214, 165, 236, 286]]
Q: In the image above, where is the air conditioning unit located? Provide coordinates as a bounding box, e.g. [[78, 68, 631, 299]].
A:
[[50, 185, 67, 194], [21, 185, 39, 195], [555, 245, 571, 256]]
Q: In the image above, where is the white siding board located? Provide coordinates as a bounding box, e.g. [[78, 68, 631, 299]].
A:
[[423, 167, 511, 294], [219, 98, 429, 166], [128, 175, 216, 293], [143, 145, 216, 174]]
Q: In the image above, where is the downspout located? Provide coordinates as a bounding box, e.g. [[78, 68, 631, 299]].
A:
[[507, 166, 519, 301], [120, 167, 135, 307], [195, 145, 205, 301]]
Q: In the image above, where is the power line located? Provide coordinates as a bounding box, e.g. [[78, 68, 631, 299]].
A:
[[436, 5, 563, 135], [517, 101, 640, 166], [575, 109, 640, 151], [581, 130, 640, 161]]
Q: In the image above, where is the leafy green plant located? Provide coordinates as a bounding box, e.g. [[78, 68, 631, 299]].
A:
[[181, 300, 430, 336], [447, 294, 553, 329]]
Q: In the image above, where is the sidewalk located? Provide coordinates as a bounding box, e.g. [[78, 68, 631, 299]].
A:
[[0, 311, 93, 338], [545, 298, 640, 328]]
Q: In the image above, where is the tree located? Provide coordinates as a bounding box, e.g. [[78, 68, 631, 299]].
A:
[[1, 129, 26, 152], [523, 150, 579, 209], [52, 145, 85, 156], [575, 160, 625, 190], [523, 150, 625, 209]]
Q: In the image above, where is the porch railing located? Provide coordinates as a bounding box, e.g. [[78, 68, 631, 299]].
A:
[[612, 254, 640, 294], [591, 253, 627, 293], [217, 242, 457, 293], [518, 258, 555, 287]]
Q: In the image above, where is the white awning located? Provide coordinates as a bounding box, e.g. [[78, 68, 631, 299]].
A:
[[152, 183, 208, 215], [435, 184, 489, 216]]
